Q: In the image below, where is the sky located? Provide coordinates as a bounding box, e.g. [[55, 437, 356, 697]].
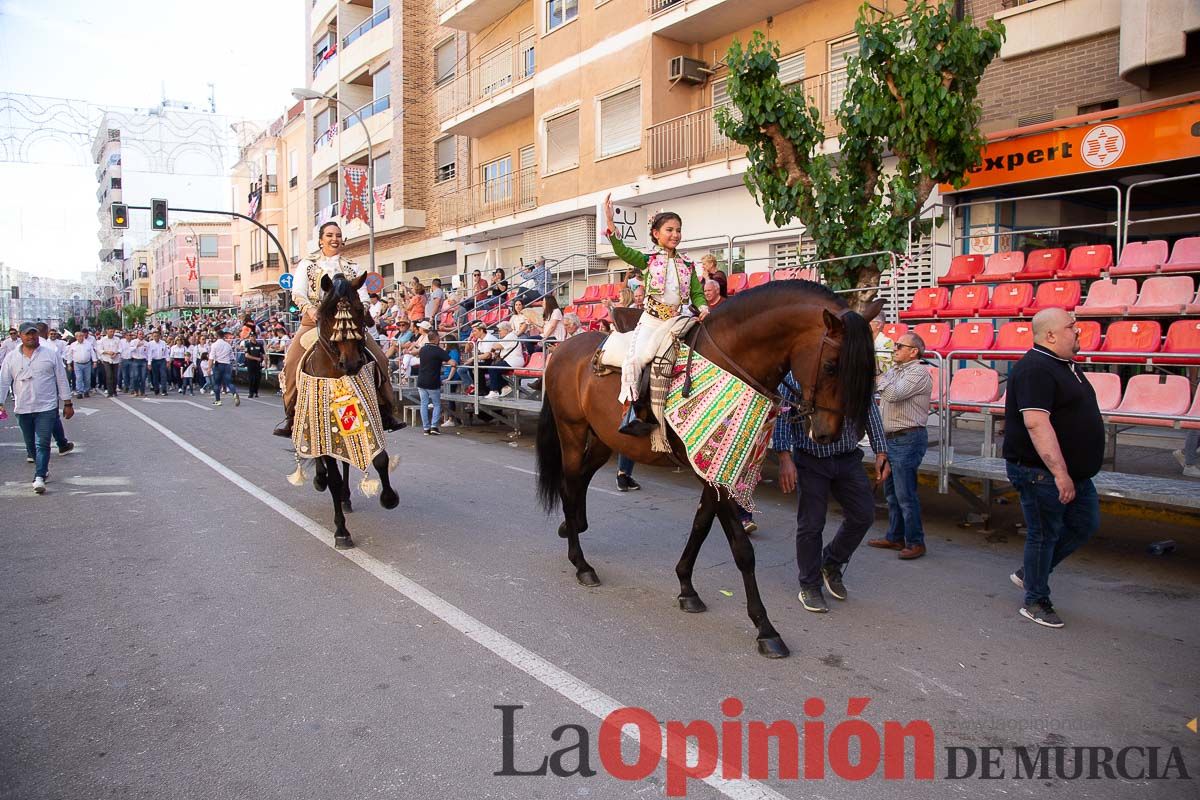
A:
[[0, 0, 303, 281]]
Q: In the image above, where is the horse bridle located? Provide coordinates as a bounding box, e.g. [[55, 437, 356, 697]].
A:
[[788, 330, 844, 419]]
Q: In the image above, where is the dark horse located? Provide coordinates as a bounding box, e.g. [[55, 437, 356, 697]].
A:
[[536, 280, 882, 658], [301, 272, 400, 549]]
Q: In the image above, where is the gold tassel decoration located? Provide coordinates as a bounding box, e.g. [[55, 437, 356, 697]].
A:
[[287, 456, 308, 486], [359, 474, 381, 498], [330, 299, 363, 342]]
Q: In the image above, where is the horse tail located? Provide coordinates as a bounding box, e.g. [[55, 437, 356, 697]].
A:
[[838, 309, 875, 431], [535, 395, 562, 514]]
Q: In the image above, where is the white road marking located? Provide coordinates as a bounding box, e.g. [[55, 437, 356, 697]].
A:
[[113, 398, 793, 800], [247, 398, 279, 408], [63, 476, 130, 487], [70, 406, 99, 416], [502, 464, 624, 496], [142, 398, 212, 412], [899, 666, 965, 699]]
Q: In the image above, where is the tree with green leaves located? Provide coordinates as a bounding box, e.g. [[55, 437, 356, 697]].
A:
[[122, 303, 149, 328], [92, 308, 121, 330], [717, 1, 1003, 308]]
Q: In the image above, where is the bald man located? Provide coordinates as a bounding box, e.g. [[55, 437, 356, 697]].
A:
[[1002, 308, 1103, 629]]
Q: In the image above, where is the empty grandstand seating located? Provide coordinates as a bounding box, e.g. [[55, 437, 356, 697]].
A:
[[945, 321, 995, 355], [1161, 237, 1200, 273], [748, 271, 770, 289], [993, 321, 1034, 358], [927, 365, 941, 403], [727, 273, 749, 294], [976, 251, 1025, 282], [1093, 320, 1162, 362], [1184, 389, 1200, 431], [899, 287, 949, 319], [514, 351, 547, 379], [574, 284, 602, 304], [882, 322, 908, 342], [1110, 374, 1193, 426], [1019, 248, 1066, 280], [1058, 244, 1112, 278], [940, 285, 989, 317], [1111, 240, 1168, 276], [945, 367, 1001, 411], [912, 323, 951, 356], [1076, 320, 1102, 351], [1076, 278, 1138, 316], [1159, 320, 1200, 364], [1127, 276, 1194, 315], [1083, 372, 1123, 412], [979, 283, 1033, 317], [1022, 280, 1082, 314], [940, 254, 986, 284]]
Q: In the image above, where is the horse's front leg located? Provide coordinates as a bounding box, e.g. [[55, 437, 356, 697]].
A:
[[324, 457, 353, 549], [714, 498, 788, 658], [676, 484, 718, 613], [373, 450, 399, 509], [341, 462, 353, 514]]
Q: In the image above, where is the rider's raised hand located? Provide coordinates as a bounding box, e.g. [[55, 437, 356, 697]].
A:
[[603, 193, 614, 234]]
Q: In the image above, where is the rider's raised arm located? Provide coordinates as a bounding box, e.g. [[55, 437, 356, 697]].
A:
[[608, 234, 649, 276]]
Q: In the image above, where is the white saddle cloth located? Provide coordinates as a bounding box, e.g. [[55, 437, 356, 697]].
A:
[[598, 331, 635, 369]]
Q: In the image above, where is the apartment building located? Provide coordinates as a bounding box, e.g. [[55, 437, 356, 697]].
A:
[[149, 223, 236, 322], [304, 0, 461, 290], [231, 102, 311, 310]]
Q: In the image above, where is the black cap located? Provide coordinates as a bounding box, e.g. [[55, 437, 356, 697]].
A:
[[18, 321, 38, 334]]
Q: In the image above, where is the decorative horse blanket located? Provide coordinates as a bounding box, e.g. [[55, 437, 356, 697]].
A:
[[663, 345, 779, 512], [292, 362, 384, 473]]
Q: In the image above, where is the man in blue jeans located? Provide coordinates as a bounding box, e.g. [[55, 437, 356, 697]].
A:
[[1003, 308, 1103, 629], [0, 322, 74, 494], [416, 331, 455, 435], [867, 332, 933, 559], [208, 330, 240, 407]]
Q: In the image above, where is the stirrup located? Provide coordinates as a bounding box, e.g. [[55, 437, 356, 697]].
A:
[[619, 399, 658, 437]]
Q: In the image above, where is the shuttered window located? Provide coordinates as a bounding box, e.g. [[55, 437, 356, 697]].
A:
[[598, 85, 640, 158], [545, 109, 579, 174], [828, 37, 858, 111], [435, 39, 456, 85], [435, 137, 456, 183], [777, 51, 805, 87]]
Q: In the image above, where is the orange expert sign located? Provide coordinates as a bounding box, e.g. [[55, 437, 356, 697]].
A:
[[947, 101, 1200, 192]]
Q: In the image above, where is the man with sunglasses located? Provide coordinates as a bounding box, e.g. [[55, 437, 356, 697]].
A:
[[1003, 308, 1103, 629]]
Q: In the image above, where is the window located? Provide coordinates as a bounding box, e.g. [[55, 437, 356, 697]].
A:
[[290, 227, 299, 263], [264, 150, 278, 192], [373, 64, 390, 100], [435, 137, 456, 183], [546, 0, 578, 32], [828, 37, 858, 112], [544, 109, 579, 174], [435, 39, 457, 86], [482, 156, 512, 205], [778, 51, 806, 87], [598, 85, 641, 158], [373, 152, 391, 188], [708, 246, 746, 274], [288, 149, 298, 187], [199, 235, 219, 258]]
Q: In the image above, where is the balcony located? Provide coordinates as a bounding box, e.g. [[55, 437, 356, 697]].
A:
[[649, 0, 812, 43], [436, 0, 526, 33], [173, 291, 235, 308], [340, 6, 392, 78], [437, 35, 535, 137], [439, 165, 537, 228], [645, 71, 839, 174], [312, 45, 339, 97], [267, 253, 281, 269], [251, 260, 265, 272]]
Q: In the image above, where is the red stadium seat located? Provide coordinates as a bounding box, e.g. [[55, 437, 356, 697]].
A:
[[601, 284, 623, 301], [912, 322, 952, 356], [1019, 248, 1066, 280], [1189, 290, 1200, 315], [945, 367, 1001, 411], [1161, 237, 1200, 273], [1023, 280, 1082, 314], [747, 271, 770, 289], [1076, 320, 1102, 352], [563, 305, 577, 315], [1076, 278, 1138, 316], [1083, 372, 1122, 412], [574, 284, 602, 304], [945, 321, 995, 355], [727, 273, 750, 294], [979, 283, 1033, 317], [1159, 320, 1200, 365], [927, 365, 941, 404], [514, 351, 546, 379], [1183, 387, 1200, 431], [1111, 240, 1168, 276], [1127, 276, 1194, 316], [940, 254, 986, 285], [994, 321, 1034, 359], [1093, 320, 1162, 363], [592, 304, 612, 322], [986, 389, 1006, 415], [1059, 245, 1113, 279], [575, 304, 594, 322], [772, 267, 798, 280], [1110, 374, 1192, 426], [939, 285, 989, 318], [899, 287, 949, 319], [882, 322, 908, 342], [975, 251, 1025, 282]]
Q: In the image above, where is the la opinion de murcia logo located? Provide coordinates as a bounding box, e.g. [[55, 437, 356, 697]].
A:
[[1080, 124, 1126, 168]]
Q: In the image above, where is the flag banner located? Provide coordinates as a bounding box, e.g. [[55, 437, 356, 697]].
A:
[[373, 185, 389, 219], [343, 166, 369, 224]]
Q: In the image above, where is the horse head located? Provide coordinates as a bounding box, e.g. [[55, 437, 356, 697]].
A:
[[317, 272, 369, 375]]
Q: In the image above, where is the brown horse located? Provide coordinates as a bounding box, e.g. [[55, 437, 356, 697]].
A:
[[536, 280, 882, 658], [301, 273, 400, 549]]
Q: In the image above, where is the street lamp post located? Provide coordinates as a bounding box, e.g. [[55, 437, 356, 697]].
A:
[[292, 88, 375, 275]]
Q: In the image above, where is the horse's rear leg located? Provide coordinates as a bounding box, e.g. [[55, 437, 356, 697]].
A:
[[676, 485, 719, 613], [714, 499, 788, 658], [571, 434, 612, 537], [557, 423, 603, 587], [324, 457, 353, 549], [341, 462, 353, 514], [374, 450, 399, 510]]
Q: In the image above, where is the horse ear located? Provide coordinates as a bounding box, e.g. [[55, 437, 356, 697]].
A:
[[861, 299, 885, 322], [351, 271, 368, 292], [823, 308, 845, 334], [320, 274, 333, 294]]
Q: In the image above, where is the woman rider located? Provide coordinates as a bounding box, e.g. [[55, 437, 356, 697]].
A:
[[602, 193, 708, 432]]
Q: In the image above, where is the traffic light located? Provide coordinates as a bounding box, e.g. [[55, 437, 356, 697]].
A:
[[151, 198, 169, 230], [111, 203, 129, 229]]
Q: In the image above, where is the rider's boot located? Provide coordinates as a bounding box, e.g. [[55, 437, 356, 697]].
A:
[[376, 381, 406, 432], [273, 406, 295, 438]]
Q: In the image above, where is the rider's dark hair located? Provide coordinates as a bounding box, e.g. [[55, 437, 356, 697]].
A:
[[318, 221, 342, 237], [649, 211, 682, 247]]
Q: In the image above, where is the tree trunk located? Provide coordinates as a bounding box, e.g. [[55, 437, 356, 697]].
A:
[[847, 266, 883, 315]]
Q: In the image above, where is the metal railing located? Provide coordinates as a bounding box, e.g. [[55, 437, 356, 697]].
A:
[[343, 95, 390, 130], [342, 5, 390, 49], [1123, 172, 1200, 250], [313, 201, 339, 227], [437, 34, 536, 121], [648, 0, 685, 12], [440, 165, 538, 227]]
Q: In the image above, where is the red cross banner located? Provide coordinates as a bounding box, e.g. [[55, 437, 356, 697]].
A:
[[343, 166, 369, 224], [186, 256, 198, 281]]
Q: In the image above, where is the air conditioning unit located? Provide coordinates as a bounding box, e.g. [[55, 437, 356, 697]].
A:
[[668, 56, 712, 85]]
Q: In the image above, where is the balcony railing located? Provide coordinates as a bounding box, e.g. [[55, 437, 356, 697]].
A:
[[437, 34, 536, 121], [267, 253, 281, 268], [314, 201, 340, 227], [646, 71, 838, 173], [313, 44, 337, 78], [343, 5, 390, 49], [343, 95, 390, 130], [174, 291, 235, 307], [440, 164, 537, 227], [648, 0, 683, 12], [250, 260, 265, 272], [433, 0, 457, 14]]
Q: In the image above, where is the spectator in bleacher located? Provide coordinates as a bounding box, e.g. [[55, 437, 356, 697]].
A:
[[870, 317, 895, 378], [484, 320, 525, 398], [867, 332, 933, 560], [514, 263, 540, 306], [773, 374, 889, 614], [368, 293, 385, 327], [483, 268, 509, 311], [416, 331, 456, 436], [699, 253, 720, 282], [541, 295, 564, 344], [532, 256, 552, 296], [563, 313, 582, 337], [407, 284, 427, 322], [1003, 308, 1103, 630], [426, 279, 447, 321]]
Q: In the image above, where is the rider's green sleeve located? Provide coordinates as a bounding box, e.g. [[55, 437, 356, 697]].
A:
[[688, 271, 707, 308], [608, 234, 648, 276]]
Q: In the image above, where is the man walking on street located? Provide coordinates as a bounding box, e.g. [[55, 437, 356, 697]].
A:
[[208, 330, 240, 407], [146, 331, 169, 395], [0, 322, 74, 494], [34, 323, 74, 456], [773, 375, 890, 613], [1004, 308, 1103, 629], [97, 327, 122, 398], [242, 331, 265, 398], [868, 332, 933, 559], [66, 330, 95, 399]]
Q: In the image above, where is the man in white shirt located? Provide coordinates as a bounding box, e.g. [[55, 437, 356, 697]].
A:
[[207, 330, 240, 407], [484, 320, 526, 398], [0, 322, 73, 493], [0, 328, 19, 361], [127, 333, 148, 396], [96, 327, 122, 398], [119, 332, 135, 393], [65, 330, 96, 398], [146, 331, 170, 396]]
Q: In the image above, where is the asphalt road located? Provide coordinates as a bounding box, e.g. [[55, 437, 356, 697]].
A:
[[1, 391, 1198, 799]]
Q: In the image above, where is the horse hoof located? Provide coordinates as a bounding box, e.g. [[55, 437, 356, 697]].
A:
[[557, 522, 570, 539], [334, 536, 354, 550], [313, 476, 327, 492], [756, 637, 790, 659], [380, 490, 399, 510], [678, 595, 707, 613], [576, 570, 601, 587], [342, 500, 354, 514]]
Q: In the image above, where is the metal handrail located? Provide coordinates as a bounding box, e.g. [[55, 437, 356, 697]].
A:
[[1123, 172, 1200, 250], [342, 96, 390, 130], [342, 5, 390, 49]]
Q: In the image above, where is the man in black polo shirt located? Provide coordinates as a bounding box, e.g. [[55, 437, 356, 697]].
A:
[[242, 331, 265, 398], [1003, 308, 1104, 629]]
